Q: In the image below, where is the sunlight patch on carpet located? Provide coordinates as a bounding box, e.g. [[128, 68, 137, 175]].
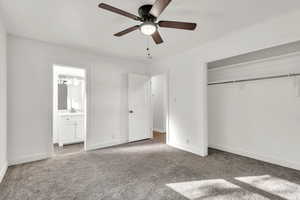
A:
[[236, 175, 300, 200], [166, 179, 269, 200]]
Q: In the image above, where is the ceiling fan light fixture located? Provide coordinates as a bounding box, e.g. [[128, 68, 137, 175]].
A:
[[140, 22, 157, 35]]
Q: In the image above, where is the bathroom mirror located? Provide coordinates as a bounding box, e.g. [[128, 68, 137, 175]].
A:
[[57, 76, 84, 111], [58, 82, 68, 110]]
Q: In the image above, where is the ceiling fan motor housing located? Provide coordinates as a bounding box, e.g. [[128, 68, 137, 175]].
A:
[[138, 5, 157, 22]]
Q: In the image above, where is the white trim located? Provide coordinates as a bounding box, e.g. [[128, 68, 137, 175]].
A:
[[85, 64, 92, 152], [8, 153, 50, 166], [51, 65, 89, 155], [166, 70, 170, 145], [86, 139, 125, 151], [209, 144, 300, 171], [0, 161, 8, 183], [208, 51, 300, 72], [201, 64, 208, 156], [168, 142, 205, 157]]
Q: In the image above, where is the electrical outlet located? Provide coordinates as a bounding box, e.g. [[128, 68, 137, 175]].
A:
[[186, 139, 190, 144]]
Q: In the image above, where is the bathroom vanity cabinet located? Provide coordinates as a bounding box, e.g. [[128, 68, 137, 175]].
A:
[[58, 113, 84, 146]]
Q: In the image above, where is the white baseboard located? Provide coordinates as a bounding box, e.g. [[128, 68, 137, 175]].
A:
[[8, 153, 50, 166], [168, 141, 206, 157], [0, 161, 8, 183], [209, 144, 300, 171], [86, 139, 125, 151]]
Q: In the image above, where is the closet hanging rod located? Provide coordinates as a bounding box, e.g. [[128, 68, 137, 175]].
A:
[[208, 72, 300, 86]]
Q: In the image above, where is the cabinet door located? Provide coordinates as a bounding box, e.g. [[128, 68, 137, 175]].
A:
[[75, 121, 84, 140], [59, 122, 76, 144]]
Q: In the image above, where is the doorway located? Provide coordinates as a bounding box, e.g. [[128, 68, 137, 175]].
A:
[[151, 74, 168, 144], [52, 65, 87, 156]]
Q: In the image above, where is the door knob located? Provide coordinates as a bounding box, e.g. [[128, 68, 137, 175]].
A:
[[129, 110, 134, 114]]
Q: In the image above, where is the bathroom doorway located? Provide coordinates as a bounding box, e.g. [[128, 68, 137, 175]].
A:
[[52, 65, 87, 156]]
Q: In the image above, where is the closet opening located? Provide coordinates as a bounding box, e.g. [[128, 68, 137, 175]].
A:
[[207, 40, 300, 169]]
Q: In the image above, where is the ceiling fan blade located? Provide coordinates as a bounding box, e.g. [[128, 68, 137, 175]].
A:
[[150, 0, 172, 18], [152, 31, 164, 44], [99, 3, 141, 21], [158, 21, 197, 30], [114, 25, 140, 37]]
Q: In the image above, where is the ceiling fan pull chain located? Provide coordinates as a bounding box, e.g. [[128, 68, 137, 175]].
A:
[[146, 38, 152, 59]]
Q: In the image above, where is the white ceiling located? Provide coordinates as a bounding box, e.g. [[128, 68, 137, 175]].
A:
[[1, 0, 300, 61]]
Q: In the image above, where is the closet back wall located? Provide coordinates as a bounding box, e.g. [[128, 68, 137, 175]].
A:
[[7, 35, 149, 165], [208, 53, 300, 170]]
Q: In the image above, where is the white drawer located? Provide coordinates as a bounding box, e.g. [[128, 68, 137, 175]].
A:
[[60, 115, 83, 122]]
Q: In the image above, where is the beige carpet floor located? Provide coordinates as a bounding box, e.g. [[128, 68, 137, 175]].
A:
[[1, 140, 300, 200]]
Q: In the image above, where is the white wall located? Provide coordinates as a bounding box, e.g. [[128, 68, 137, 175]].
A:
[[5, 9, 300, 168], [208, 53, 300, 170], [151, 74, 166, 133], [0, 15, 7, 182], [151, 10, 300, 159], [7, 35, 149, 165], [152, 55, 208, 156]]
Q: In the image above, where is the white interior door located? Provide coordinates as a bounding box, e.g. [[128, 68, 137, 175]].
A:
[[128, 74, 152, 142]]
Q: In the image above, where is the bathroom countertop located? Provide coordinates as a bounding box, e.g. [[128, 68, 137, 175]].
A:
[[58, 112, 84, 116]]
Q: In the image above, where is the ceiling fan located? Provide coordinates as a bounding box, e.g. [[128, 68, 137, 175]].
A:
[[98, 0, 197, 45]]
